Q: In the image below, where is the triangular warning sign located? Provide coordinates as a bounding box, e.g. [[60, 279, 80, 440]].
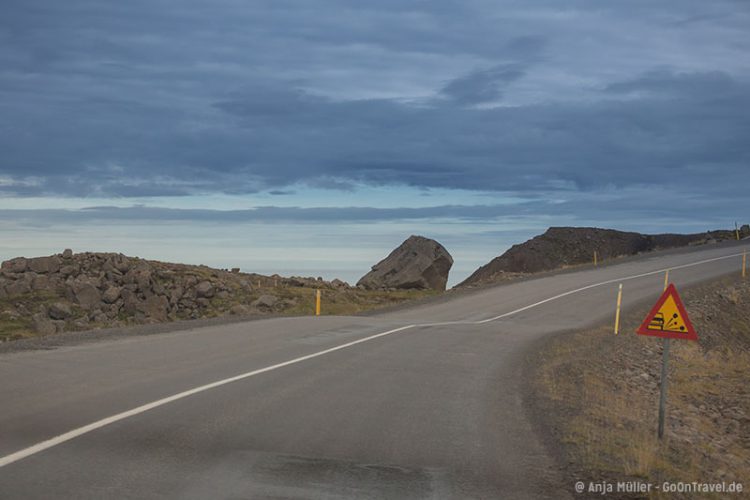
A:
[[636, 284, 698, 341]]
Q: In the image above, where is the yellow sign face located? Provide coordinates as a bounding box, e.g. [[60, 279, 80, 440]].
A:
[[646, 294, 687, 333], [637, 284, 698, 341]]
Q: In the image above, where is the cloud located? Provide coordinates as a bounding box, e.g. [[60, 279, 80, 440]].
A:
[[1, 69, 748, 199], [0, 182, 743, 228], [0, 204, 538, 225], [604, 69, 739, 98], [439, 64, 526, 105], [0, 0, 747, 207]]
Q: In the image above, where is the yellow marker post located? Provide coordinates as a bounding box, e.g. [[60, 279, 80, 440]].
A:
[[315, 289, 321, 316], [594, 251, 598, 266], [663, 269, 670, 291], [614, 283, 623, 335]]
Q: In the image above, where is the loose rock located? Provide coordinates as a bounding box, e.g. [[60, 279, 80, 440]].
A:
[[73, 283, 102, 309], [138, 295, 169, 321], [102, 286, 122, 304], [195, 281, 215, 298], [32, 313, 57, 336], [28, 256, 61, 274], [230, 304, 251, 315], [5, 280, 31, 296], [2, 257, 28, 274], [252, 294, 278, 310], [48, 302, 72, 320]]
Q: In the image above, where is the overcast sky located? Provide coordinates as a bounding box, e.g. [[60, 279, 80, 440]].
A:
[[1, 1, 748, 285]]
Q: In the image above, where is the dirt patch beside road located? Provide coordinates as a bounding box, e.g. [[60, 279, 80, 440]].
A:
[[530, 275, 750, 499]]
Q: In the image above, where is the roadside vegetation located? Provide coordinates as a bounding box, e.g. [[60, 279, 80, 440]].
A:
[[534, 276, 749, 499]]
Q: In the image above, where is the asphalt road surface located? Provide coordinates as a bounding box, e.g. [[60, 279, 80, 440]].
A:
[[1, 241, 748, 499]]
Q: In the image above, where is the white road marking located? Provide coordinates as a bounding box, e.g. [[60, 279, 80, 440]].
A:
[[0, 325, 415, 468], [477, 250, 747, 323], [417, 251, 748, 326], [0, 248, 746, 468]]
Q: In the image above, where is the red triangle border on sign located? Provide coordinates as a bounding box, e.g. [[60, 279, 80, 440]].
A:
[[636, 283, 698, 341]]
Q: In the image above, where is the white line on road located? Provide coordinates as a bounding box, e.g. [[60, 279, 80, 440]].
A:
[[0, 324, 415, 469], [0, 249, 746, 468], [476, 250, 747, 323], [415, 251, 748, 326]]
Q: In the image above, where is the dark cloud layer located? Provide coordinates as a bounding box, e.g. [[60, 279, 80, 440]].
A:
[[439, 64, 526, 104], [0, 0, 748, 202]]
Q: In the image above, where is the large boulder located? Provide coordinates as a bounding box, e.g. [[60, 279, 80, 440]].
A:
[[5, 279, 31, 296], [111, 254, 131, 273], [138, 295, 169, 321], [2, 257, 28, 274], [102, 286, 122, 304], [28, 256, 61, 274], [357, 235, 453, 291], [73, 282, 102, 309]]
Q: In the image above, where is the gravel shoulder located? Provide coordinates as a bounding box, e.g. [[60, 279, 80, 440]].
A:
[[527, 274, 750, 499]]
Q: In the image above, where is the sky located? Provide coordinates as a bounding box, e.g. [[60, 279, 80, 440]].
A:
[[1, 0, 748, 286]]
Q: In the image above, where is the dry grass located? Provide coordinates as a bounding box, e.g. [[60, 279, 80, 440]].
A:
[[535, 278, 750, 498], [540, 329, 666, 480], [0, 290, 60, 341]]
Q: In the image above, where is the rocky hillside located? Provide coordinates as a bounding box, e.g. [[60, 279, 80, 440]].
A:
[[0, 250, 436, 341], [459, 226, 749, 287]]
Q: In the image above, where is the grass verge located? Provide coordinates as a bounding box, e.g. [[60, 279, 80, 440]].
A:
[[533, 276, 749, 499]]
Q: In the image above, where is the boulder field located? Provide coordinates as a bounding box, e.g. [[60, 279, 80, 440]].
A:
[[0, 251, 350, 337]]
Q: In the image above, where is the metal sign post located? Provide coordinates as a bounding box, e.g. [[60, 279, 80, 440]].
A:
[[657, 338, 670, 439], [636, 278, 697, 440]]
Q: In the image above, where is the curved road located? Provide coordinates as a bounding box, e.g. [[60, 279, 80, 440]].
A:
[[1, 241, 748, 499]]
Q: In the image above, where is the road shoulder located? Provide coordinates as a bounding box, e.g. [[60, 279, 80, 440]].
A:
[[525, 275, 750, 498]]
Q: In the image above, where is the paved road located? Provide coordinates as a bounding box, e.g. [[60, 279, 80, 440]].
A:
[[1, 241, 748, 499]]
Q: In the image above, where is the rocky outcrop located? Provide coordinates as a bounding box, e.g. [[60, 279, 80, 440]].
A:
[[459, 226, 746, 287], [357, 235, 453, 291], [0, 250, 355, 338]]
